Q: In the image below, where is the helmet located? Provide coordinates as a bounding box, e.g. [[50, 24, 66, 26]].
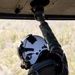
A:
[[18, 34, 49, 69]]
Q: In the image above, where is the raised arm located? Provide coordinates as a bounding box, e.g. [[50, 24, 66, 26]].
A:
[[31, 6, 63, 57], [30, 5, 68, 74], [39, 21, 64, 57]]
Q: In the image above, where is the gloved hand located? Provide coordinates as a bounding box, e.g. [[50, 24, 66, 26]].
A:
[[34, 11, 45, 21], [31, 6, 45, 21]]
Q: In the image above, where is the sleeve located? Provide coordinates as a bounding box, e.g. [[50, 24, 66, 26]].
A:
[[39, 22, 63, 57]]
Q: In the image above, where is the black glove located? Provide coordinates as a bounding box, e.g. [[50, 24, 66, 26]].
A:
[[31, 6, 45, 21], [34, 11, 45, 21]]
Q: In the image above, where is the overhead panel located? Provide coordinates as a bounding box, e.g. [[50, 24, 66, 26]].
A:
[[0, 0, 28, 14], [16, 0, 28, 14], [0, 0, 19, 13], [0, 0, 75, 19], [45, 0, 75, 15], [20, 0, 75, 15]]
